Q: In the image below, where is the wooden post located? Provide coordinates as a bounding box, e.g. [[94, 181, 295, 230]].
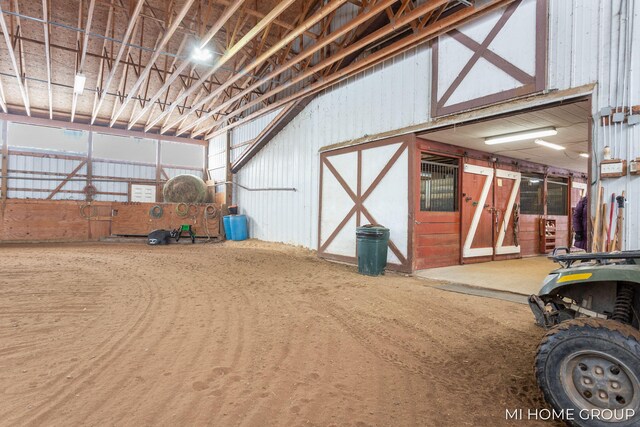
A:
[[86, 131, 93, 202], [1, 120, 7, 202], [592, 182, 603, 252], [203, 143, 209, 181], [155, 138, 161, 202], [225, 128, 232, 206]]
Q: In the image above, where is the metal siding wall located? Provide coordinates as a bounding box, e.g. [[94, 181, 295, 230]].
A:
[[230, 108, 283, 146], [235, 45, 430, 248], [549, 0, 640, 249], [236, 0, 640, 251], [2, 119, 205, 202], [207, 133, 227, 182]]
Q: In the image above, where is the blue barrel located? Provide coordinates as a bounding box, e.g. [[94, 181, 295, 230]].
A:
[[223, 215, 233, 240], [229, 215, 248, 241]]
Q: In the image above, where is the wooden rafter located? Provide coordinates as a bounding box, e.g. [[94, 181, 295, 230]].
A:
[[176, 0, 396, 137], [91, 0, 145, 124], [0, 3, 29, 115], [110, 0, 196, 126], [162, 0, 348, 135], [203, 0, 513, 140], [142, 0, 298, 132], [0, 0, 515, 142], [71, 0, 97, 122], [127, 0, 246, 129], [41, 0, 53, 119]]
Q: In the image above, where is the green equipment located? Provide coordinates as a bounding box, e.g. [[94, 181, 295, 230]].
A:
[[173, 224, 196, 244], [529, 248, 640, 426]]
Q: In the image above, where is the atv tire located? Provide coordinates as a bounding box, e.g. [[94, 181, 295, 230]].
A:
[[535, 318, 640, 426]]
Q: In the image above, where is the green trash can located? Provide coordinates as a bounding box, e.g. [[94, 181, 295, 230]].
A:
[[356, 225, 390, 276]]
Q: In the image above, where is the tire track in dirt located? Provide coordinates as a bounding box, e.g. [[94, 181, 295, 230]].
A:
[[10, 268, 159, 425], [0, 242, 557, 427]]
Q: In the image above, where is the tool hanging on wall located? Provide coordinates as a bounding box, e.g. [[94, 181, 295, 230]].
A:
[[606, 193, 615, 250], [513, 202, 520, 247], [591, 182, 603, 252], [613, 192, 626, 251], [601, 202, 609, 252]]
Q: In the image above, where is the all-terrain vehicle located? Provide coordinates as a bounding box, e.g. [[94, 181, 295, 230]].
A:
[[529, 249, 640, 426]]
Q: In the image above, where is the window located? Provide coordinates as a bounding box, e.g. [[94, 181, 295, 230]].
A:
[[420, 154, 458, 212], [519, 174, 544, 215], [547, 178, 568, 216]]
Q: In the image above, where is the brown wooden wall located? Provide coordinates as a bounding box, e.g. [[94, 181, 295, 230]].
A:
[[111, 202, 220, 236], [0, 200, 220, 242], [412, 139, 587, 270], [518, 215, 540, 256]]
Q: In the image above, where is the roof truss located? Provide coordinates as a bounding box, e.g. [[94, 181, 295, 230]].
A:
[[0, 0, 513, 139]]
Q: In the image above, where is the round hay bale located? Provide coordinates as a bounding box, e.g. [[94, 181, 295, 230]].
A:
[[163, 174, 207, 204]]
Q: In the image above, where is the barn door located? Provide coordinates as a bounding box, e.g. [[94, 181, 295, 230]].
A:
[[462, 163, 495, 259], [494, 169, 521, 256], [462, 163, 521, 260]]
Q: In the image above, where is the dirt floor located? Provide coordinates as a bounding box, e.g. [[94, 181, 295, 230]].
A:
[[0, 240, 560, 426]]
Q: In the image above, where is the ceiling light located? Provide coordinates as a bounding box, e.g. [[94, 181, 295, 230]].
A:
[[579, 152, 590, 158], [529, 178, 541, 183], [484, 126, 557, 145], [534, 139, 565, 150], [192, 46, 213, 62], [73, 74, 86, 95]]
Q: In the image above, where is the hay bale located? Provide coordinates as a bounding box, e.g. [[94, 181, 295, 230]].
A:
[[163, 174, 207, 203]]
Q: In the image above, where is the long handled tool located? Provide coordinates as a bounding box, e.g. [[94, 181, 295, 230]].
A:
[[606, 193, 615, 250], [592, 182, 603, 252], [613, 192, 626, 251]]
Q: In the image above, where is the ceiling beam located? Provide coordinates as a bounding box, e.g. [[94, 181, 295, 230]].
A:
[[181, 0, 407, 136], [0, 3, 30, 115], [41, 0, 53, 119], [90, 0, 145, 124], [203, 0, 513, 140], [163, 0, 349, 134], [91, 1, 115, 124], [127, 0, 246, 129], [110, 0, 196, 126], [71, 0, 96, 122], [213, 0, 319, 40], [142, 0, 298, 132]]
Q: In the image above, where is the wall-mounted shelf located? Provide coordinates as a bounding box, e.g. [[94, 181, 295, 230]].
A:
[[539, 218, 557, 254]]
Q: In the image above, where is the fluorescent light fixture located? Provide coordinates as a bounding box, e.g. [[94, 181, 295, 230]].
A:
[[534, 139, 565, 150], [485, 126, 557, 145], [529, 178, 541, 184], [73, 74, 86, 95], [579, 152, 590, 158], [192, 46, 213, 62]]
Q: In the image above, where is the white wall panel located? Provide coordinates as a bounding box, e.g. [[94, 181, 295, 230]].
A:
[[235, 45, 429, 249], [8, 123, 88, 153], [2, 119, 203, 202], [93, 133, 156, 163], [233, 0, 640, 253]]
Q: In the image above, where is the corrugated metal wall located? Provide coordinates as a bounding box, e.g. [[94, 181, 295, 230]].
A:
[[234, 45, 431, 248], [229, 108, 284, 163], [548, 0, 639, 249], [228, 0, 640, 251], [1, 119, 204, 202]]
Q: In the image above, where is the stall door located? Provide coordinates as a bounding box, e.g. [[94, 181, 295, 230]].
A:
[[461, 162, 521, 262], [494, 169, 521, 258]]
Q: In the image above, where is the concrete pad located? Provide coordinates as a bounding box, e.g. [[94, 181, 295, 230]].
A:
[[415, 256, 558, 296]]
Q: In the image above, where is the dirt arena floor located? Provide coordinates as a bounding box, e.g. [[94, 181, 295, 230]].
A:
[[0, 241, 560, 426]]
